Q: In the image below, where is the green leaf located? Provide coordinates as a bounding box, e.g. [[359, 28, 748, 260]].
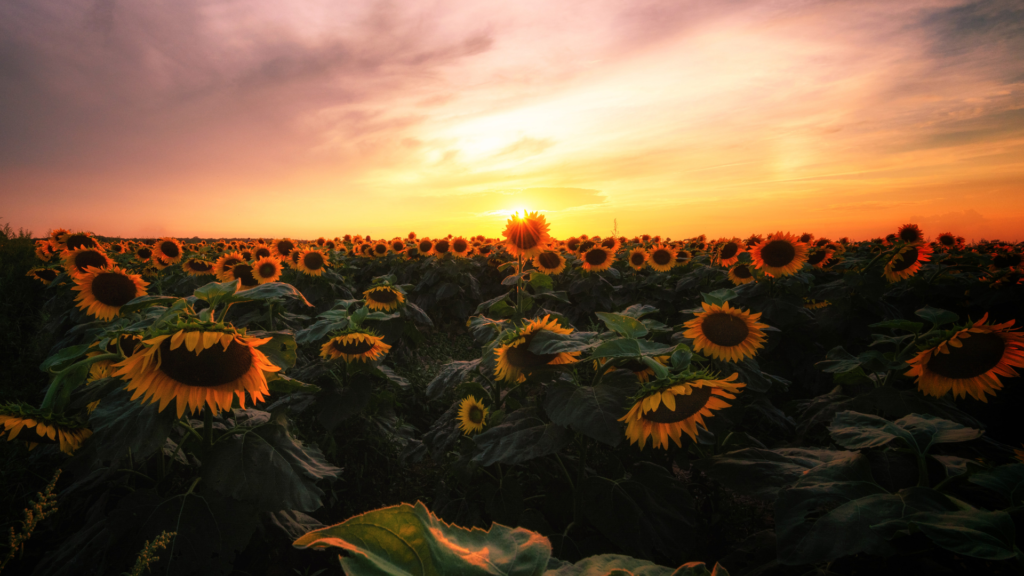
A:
[[404, 301, 434, 327], [581, 463, 696, 564], [873, 510, 1017, 560], [591, 338, 676, 359], [118, 295, 183, 315], [642, 357, 669, 380], [472, 409, 571, 466], [317, 380, 373, 432], [528, 272, 554, 292], [543, 382, 630, 446], [238, 281, 314, 307], [915, 306, 959, 327], [868, 319, 924, 333], [701, 289, 737, 307], [694, 448, 850, 500], [476, 292, 513, 315], [194, 280, 240, 306], [815, 346, 862, 374], [543, 554, 678, 576], [969, 464, 1024, 507], [595, 312, 649, 338], [829, 411, 982, 455], [426, 360, 481, 398], [528, 330, 598, 355], [83, 386, 179, 463], [204, 422, 341, 512], [39, 343, 92, 373], [252, 331, 298, 370], [293, 501, 552, 576], [267, 373, 321, 394], [534, 291, 571, 304], [620, 304, 659, 320], [350, 305, 369, 327]]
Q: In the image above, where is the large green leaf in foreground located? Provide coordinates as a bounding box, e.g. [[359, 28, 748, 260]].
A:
[[294, 501, 552, 576]]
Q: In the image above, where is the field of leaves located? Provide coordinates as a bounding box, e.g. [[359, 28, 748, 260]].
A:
[[0, 217, 1022, 576]]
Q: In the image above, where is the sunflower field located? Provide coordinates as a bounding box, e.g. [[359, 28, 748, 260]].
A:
[[0, 216, 1022, 576]]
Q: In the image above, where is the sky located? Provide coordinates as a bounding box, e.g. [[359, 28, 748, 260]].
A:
[[1, 0, 1023, 241]]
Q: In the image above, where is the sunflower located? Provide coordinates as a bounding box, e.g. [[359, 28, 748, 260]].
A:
[[433, 238, 452, 256], [63, 247, 113, 278], [798, 233, 814, 244], [364, 286, 405, 311], [182, 258, 215, 276], [805, 248, 834, 269], [803, 299, 831, 310], [228, 263, 261, 291], [750, 232, 808, 277], [253, 245, 273, 260], [727, 263, 755, 286], [565, 237, 581, 252], [26, 268, 60, 285], [905, 313, 1024, 402], [626, 248, 648, 271], [49, 227, 71, 245], [619, 374, 745, 449], [502, 211, 551, 259], [72, 266, 149, 321], [647, 244, 678, 272], [936, 232, 958, 250], [682, 301, 769, 362], [319, 331, 392, 363], [884, 243, 933, 283], [113, 327, 278, 417], [676, 249, 693, 266], [0, 404, 92, 455], [295, 249, 328, 276], [457, 396, 488, 435], [533, 250, 567, 275], [150, 237, 182, 265], [135, 245, 154, 263], [581, 246, 614, 272], [108, 242, 127, 255], [58, 231, 99, 252], [273, 238, 296, 258], [494, 315, 581, 383], [87, 333, 144, 381], [599, 237, 621, 253], [897, 224, 924, 244], [390, 238, 407, 253], [371, 241, 391, 258], [452, 237, 473, 258], [715, 238, 744, 267], [35, 240, 57, 262], [252, 256, 283, 284], [214, 252, 246, 281]]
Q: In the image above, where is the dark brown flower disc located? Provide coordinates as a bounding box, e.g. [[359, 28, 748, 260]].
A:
[[651, 249, 672, 266], [258, 262, 277, 278], [720, 242, 739, 259], [889, 248, 919, 273], [926, 332, 1005, 379], [158, 337, 253, 387], [760, 240, 796, 267], [91, 272, 139, 306], [700, 313, 750, 347], [807, 250, 829, 266], [368, 289, 398, 304], [732, 265, 753, 279], [303, 252, 325, 270], [645, 386, 713, 423], [73, 250, 109, 272], [232, 264, 259, 288], [538, 252, 561, 269], [584, 249, 608, 266], [331, 339, 374, 355], [506, 332, 558, 369]]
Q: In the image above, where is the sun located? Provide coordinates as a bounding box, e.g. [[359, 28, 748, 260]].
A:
[[508, 206, 531, 217]]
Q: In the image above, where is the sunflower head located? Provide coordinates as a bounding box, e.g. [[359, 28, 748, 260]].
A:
[[252, 256, 283, 284], [27, 267, 60, 285], [715, 238, 744, 266], [494, 315, 581, 383], [533, 250, 567, 275], [619, 372, 744, 449], [806, 248, 834, 269], [433, 239, 452, 256], [274, 239, 296, 258], [0, 402, 92, 455], [897, 224, 924, 244], [113, 323, 279, 417], [363, 285, 406, 311], [581, 246, 614, 272], [296, 249, 329, 276], [905, 313, 1024, 402], [502, 211, 551, 258], [884, 243, 933, 283], [750, 232, 809, 277], [451, 236, 473, 258], [626, 248, 648, 271], [727, 263, 755, 285], [154, 237, 184, 264], [390, 238, 407, 253], [182, 258, 215, 276], [320, 330, 392, 364], [682, 301, 769, 362], [457, 396, 488, 435], [228, 263, 262, 291], [63, 247, 114, 278], [647, 244, 677, 272], [59, 231, 99, 252], [73, 265, 149, 321]]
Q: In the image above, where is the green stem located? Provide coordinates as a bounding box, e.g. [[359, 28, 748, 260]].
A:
[[916, 453, 930, 487], [202, 407, 214, 459]]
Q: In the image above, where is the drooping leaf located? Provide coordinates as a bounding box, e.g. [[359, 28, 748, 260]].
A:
[[119, 295, 184, 315], [694, 448, 850, 500], [591, 338, 676, 359], [194, 280, 241, 306], [528, 330, 598, 355], [472, 409, 571, 466], [701, 288, 737, 307], [426, 360, 481, 398], [914, 306, 958, 328], [543, 554, 677, 576], [203, 422, 341, 512], [238, 281, 314, 307], [620, 304, 659, 320], [969, 463, 1024, 507], [542, 381, 630, 446], [873, 509, 1017, 560], [267, 372, 321, 394], [82, 386, 178, 464], [252, 330, 298, 370], [293, 501, 552, 576], [595, 312, 648, 338], [829, 411, 982, 455]]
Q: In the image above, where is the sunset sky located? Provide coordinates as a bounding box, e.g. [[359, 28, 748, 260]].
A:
[[2, 0, 1022, 241]]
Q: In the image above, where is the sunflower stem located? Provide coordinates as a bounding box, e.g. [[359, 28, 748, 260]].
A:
[[202, 407, 214, 457], [916, 453, 930, 487]]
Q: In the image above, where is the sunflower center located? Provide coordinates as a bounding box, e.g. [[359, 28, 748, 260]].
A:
[[232, 264, 260, 287], [369, 289, 398, 303], [303, 252, 325, 270], [566, 239, 580, 251], [392, 242, 404, 251], [454, 239, 468, 252], [732, 265, 752, 279], [700, 313, 750, 347], [189, 261, 213, 272], [332, 338, 375, 355], [90, 272, 139, 306], [74, 250, 108, 272], [158, 336, 253, 387], [66, 234, 97, 250], [630, 252, 645, 266], [374, 244, 388, 255], [601, 238, 616, 249], [159, 241, 180, 258], [644, 386, 714, 423], [435, 240, 451, 253], [255, 247, 271, 259], [468, 406, 484, 424], [899, 228, 921, 243], [277, 240, 294, 255], [938, 236, 955, 246], [506, 332, 558, 369], [258, 263, 277, 278], [419, 240, 433, 252], [34, 269, 58, 281], [720, 243, 739, 259], [509, 223, 541, 250], [585, 249, 608, 266], [652, 249, 672, 266], [107, 335, 140, 356], [538, 252, 561, 269], [137, 248, 153, 259], [926, 332, 1005, 379], [807, 250, 828, 265], [760, 240, 796, 268], [890, 248, 919, 273]]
